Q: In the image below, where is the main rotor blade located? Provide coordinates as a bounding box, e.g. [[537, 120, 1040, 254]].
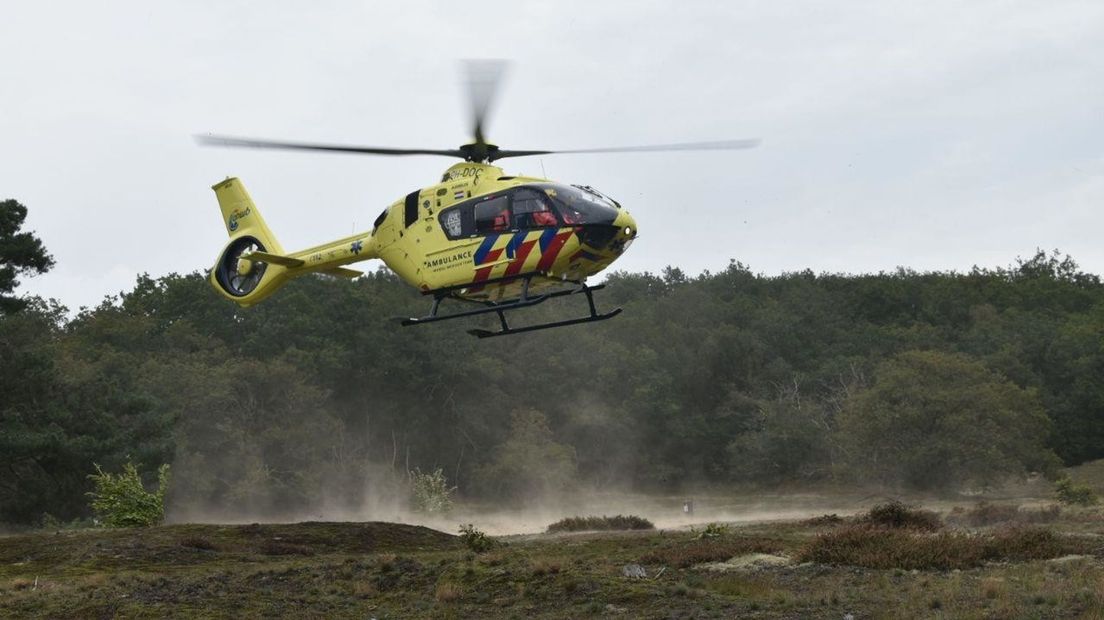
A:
[[491, 138, 761, 161], [195, 135, 464, 158], [464, 59, 508, 146]]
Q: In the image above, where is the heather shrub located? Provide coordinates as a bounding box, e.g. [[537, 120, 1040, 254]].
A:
[[798, 524, 1072, 570], [860, 501, 941, 531], [546, 515, 654, 533]]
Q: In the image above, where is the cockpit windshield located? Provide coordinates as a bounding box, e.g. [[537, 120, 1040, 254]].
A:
[[537, 184, 620, 225]]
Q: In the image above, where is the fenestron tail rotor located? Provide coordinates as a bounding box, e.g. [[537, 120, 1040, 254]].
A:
[[195, 59, 759, 163], [215, 236, 268, 297]]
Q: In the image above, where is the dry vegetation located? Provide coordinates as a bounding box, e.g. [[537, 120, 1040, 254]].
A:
[[639, 536, 785, 568], [1, 502, 1104, 618]]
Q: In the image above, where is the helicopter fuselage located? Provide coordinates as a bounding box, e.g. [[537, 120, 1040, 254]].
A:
[[371, 162, 638, 301], [207, 162, 638, 307]]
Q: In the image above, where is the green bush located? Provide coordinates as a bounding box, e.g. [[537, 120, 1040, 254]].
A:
[[87, 462, 170, 527], [458, 524, 495, 553], [1055, 477, 1098, 506], [409, 468, 455, 514]]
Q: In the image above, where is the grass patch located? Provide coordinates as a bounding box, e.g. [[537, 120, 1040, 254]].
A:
[[179, 536, 218, 551], [640, 536, 783, 568], [1, 513, 1102, 618], [259, 541, 314, 556], [545, 515, 655, 533], [797, 524, 1075, 570]]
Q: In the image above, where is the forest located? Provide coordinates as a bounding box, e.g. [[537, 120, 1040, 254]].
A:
[[3, 222, 1104, 525]]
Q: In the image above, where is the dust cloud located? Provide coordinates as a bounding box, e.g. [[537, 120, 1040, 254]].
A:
[[167, 483, 886, 536]]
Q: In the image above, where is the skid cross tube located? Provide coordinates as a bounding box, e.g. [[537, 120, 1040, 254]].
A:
[[466, 284, 621, 339], [400, 292, 550, 326], [399, 276, 619, 337]]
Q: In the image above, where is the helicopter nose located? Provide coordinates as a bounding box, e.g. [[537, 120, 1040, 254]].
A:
[[615, 210, 638, 241]]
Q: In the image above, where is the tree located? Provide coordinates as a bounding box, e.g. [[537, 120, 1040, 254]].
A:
[[836, 350, 1059, 490], [475, 409, 577, 502], [0, 199, 54, 313]]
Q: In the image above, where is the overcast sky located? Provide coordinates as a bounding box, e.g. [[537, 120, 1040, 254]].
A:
[[2, 1, 1102, 311]]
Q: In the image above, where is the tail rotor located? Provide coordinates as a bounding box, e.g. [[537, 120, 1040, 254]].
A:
[[214, 236, 268, 297]]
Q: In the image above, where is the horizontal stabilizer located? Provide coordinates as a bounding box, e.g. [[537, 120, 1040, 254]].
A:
[[322, 267, 363, 278], [246, 251, 304, 268]]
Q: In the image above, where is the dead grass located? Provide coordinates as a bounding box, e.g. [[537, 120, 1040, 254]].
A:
[[639, 536, 784, 568], [545, 515, 655, 533], [352, 581, 378, 599], [435, 581, 463, 602], [529, 557, 562, 576]]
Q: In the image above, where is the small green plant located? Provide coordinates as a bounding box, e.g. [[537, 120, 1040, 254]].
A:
[[409, 468, 455, 514], [87, 462, 170, 528], [458, 524, 494, 553], [1055, 477, 1098, 506], [695, 523, 731, 539], [39, 513, 92, 530]]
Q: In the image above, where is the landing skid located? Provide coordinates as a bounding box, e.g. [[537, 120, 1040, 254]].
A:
[[400, 276, 621, 338]]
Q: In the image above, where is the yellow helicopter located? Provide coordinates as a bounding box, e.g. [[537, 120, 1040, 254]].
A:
[[200, 62, 758, 338]]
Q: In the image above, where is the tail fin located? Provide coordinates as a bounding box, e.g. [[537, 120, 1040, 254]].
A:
[[209, 177, 290, 306], [212, 177, 284, 253]]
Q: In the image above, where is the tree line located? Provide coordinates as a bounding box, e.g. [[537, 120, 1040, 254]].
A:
[[2, 199, 1103, 524]]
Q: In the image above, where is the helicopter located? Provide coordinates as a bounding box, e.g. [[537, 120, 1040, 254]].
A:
[[200, 61, 758, 338]]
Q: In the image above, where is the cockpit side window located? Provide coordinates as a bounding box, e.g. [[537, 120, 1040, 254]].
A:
[[474, 195, 510, 234], [510, 188, 558, 229]]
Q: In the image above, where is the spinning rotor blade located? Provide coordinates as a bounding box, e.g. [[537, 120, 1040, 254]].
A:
[[195, 135, 464, 158], [491, 138, 761, 161], [464, 59, 508, 147]]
